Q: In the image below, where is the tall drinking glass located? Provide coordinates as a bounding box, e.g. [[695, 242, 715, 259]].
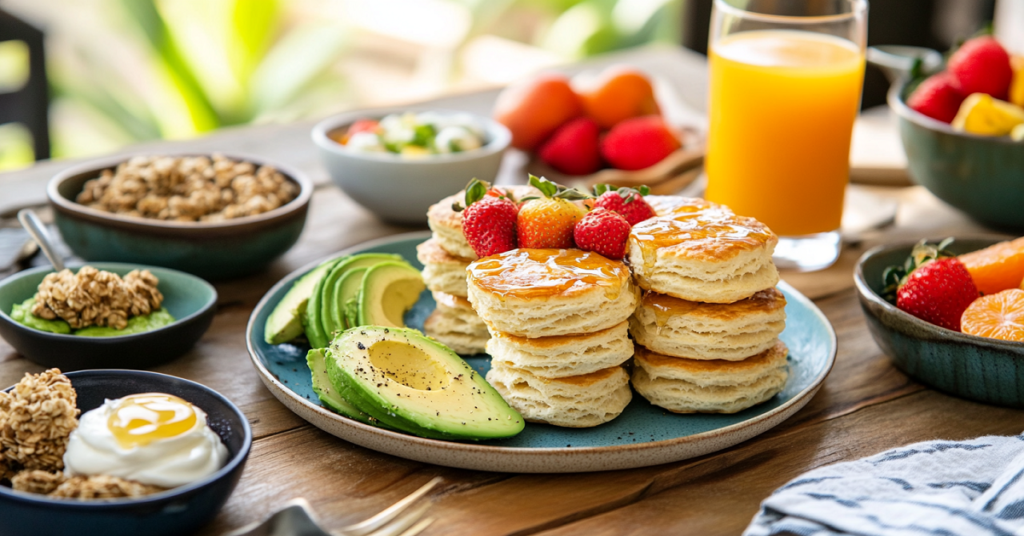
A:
[[705, 0, 867, 271]]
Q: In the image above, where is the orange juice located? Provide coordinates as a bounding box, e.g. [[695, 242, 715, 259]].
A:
[[705, 30, 865, 236]]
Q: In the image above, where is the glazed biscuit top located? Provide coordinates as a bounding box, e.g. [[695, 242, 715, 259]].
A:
[[629, 209, 777, 263], [427, 185, 540, 232], [468, 248, 631, 300], [646, 195, 730, 218], [642, 288, 786, 321], [636, 340, 788, 373]]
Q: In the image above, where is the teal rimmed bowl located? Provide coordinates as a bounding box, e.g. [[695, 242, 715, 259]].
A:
[[890, 81, 1024, 231], [0, 263, 217, 370], [47, 153, 313, 280], [854, 237, 1024, 407]]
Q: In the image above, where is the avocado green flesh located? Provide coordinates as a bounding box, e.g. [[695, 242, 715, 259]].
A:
[[11, 298, 174, 337], [305, 254, 405, 349], [327, 327, 524, 440], [265, 260, 334, 344], [306, 348, 387, 427], [10, 298, 71, 334], [335, 268, 367, 330], [75, 309, 175, 337], [357, 263, 425, 328]]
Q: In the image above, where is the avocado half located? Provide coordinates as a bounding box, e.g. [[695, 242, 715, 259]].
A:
[[327, 326, 524, 441], [306, 348, 383, 426]]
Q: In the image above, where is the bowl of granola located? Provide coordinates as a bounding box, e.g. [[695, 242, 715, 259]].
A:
[[0, 369, 251, 536], [0, 263, 216, 369], [47, 153, 313, 280]]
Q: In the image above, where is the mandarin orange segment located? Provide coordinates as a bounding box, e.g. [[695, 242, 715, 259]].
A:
[[959, 237, 1024, 295], [961, 288, 1024, 342]]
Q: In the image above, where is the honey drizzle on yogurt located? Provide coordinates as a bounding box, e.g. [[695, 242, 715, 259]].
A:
[[107, 393, 198, 448], [467, 248, 629, 300], [628, 208, 776, 271]]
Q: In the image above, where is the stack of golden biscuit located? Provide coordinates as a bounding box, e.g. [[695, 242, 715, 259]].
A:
[[626, 196, 789, 414], [467, 249, 638, 428], [419, 186, 535, 354]]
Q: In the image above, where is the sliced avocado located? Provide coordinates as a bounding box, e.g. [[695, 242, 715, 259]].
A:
[[334, 267, 367, 330], [265, 259, 337, 344], [326, 326, 524, 440], [344, 298, 359, 329], [308, 254, 406, 347], [356, 262, 425, 328], [306, 348, 390, 428]]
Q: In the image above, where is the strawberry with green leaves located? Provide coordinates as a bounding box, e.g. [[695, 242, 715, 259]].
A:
[[882, 238, 979, 331], [591, 184, 656, 227], [517, 175, 588, 249], [455, 179, 519, 258]]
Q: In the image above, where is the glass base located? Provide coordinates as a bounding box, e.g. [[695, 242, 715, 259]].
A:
[[773, 231, 841, 272]]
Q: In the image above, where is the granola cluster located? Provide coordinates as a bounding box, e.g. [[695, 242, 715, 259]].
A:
[[0, 369, 79, 475], [1, 370, 163, 500], [32, 267, 163, 330], [76, 154, 299, 222]]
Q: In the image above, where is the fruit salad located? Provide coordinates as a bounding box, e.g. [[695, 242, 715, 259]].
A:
[[906, 35, 1024, 140], [330, 112, 486, 157], [883, 237, 1024, 342], [493, 66, 681, 175]]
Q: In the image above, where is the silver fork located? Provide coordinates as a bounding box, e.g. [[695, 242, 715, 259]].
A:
[[224, 477, 442, 536]]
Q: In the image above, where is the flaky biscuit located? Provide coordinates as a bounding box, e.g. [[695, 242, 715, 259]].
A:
[[423, 308, 489, 355], [467, 248, 637, 338], [627, 211, 779, 303], [486, 364, 631, 428], [417, 239, 472, 297], [629, 288, 786, 360], [487, 321, 633, 378]]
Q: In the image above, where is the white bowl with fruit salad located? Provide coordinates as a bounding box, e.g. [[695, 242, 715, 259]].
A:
[[313, 108, 511, 225]]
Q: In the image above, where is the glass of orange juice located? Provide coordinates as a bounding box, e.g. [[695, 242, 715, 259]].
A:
[[705, 0, 867, 271]]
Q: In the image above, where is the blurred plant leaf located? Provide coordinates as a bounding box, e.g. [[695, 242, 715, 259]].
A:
[[250, 23, 348, 117]]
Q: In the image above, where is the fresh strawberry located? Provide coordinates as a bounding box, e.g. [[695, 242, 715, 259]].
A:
[[456, 179, 519, 257], [538, 117, 602, 175], [948, 36, 1013, 100], [907, 73, 966, 123], [573, 208, 631, 260], [882, 239, 979, 331], [517, 175, 588, 249], [591, 184, 655, 226], [348, 119, 380, 135], [600, 116, 680, 171]]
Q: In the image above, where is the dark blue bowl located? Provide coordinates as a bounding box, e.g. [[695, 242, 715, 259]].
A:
[[0, 370, 251, 536], [0, 263, 217, 370], [854, 237, 1024, 407]]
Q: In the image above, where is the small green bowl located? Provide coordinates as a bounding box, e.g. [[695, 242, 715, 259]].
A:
[[855, 237, 1024, 407], [47, 153, 313, 280], [0, 263, 217, 370], [890, 81, 1024, 231]]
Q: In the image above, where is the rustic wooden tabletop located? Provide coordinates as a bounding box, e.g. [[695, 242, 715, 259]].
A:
[[1, 45, 1021, 536]]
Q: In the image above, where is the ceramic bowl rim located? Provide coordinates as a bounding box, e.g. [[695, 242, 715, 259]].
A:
[[0, 262, 217, 341], [311, 107, 511, 164], [0, 369, 252, 509], [47, 152, 314, 231], [888, 79, 1023, 145], [246, 230, 838, 457], [853, 237, 1024, 349]]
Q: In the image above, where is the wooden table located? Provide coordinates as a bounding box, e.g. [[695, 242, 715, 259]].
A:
[[2, 45, 1022, 536]]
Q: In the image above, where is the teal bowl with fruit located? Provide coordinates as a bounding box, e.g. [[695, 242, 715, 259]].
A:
[[889, 36, 1024, 231], [855, 237, 1024, 407], [313, 108, 511, 225], [0, 263, 217, 370]]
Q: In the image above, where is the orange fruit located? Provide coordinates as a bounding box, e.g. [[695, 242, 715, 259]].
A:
[[961, 288, 1024, 341], [959, 237, 1024, 295], [575, 66, 661, 129], [493, 74, 584, 151]]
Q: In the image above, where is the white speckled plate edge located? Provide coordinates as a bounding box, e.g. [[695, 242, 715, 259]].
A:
[[246, 231, 837, 473]]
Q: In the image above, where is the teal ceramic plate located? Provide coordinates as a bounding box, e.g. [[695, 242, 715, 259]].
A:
[[246, 232, 836, 473]]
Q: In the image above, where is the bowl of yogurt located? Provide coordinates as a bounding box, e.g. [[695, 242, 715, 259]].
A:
[[313, 108, 511, 225], [0, 369, 252, 536]]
